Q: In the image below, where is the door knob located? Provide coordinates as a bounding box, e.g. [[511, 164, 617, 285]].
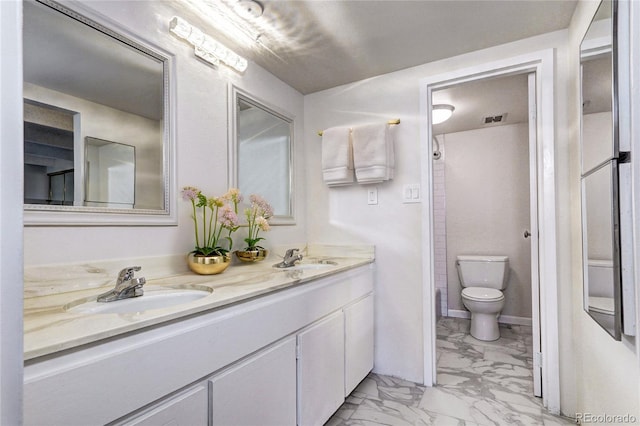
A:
[[524, 230, 531, 238]]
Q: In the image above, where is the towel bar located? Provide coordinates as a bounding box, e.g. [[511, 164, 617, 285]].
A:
[[318, 119, 400, 137]]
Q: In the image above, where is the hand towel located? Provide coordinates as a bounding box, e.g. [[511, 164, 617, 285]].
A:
[[351, 123, 394, 183], [322, 126, 354, 186]]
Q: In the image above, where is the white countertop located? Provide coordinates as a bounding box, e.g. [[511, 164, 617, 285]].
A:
[[24, 245, 374, 361]]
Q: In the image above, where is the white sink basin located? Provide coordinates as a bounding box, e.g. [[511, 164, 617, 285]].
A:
[[66, 287, 212, 315]]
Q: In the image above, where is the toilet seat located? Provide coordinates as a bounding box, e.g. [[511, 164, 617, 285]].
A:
[[461, 287, 504, 302]]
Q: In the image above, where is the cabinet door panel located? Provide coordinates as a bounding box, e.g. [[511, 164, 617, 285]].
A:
[[297, 311, 345, 426], [119, 385, 208, 426], [344, 294, 374, 395], [209, 337, 297, 426]]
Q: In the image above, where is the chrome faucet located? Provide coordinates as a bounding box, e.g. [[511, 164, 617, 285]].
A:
[[273, 248, 304, 268], [97, 266, 146, 303]]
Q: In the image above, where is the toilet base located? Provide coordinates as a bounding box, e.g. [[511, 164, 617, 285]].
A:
[[469, 312, 500, 341]]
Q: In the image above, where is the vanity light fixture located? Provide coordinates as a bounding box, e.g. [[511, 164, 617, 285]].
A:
[[169, 16, 248, 73], [432, 104, 455, 124]]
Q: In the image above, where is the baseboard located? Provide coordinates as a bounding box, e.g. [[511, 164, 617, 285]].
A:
[[446, 309, 471, 320], [446, 309, 532, 327], [498, 314, 532, 327]]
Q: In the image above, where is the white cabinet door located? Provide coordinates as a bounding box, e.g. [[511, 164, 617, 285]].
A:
[[297, 310, 345, 426], [344, 294, 374, 396], [209, 337, 297, 426], [119, 384, 208, 426]]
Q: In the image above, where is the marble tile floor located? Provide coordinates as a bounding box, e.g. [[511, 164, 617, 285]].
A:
[[327, 317, 575, 426]]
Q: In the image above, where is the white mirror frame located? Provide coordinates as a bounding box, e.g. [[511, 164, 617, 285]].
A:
[[23, 0, 177, 226], [228, 85, 295, 225]]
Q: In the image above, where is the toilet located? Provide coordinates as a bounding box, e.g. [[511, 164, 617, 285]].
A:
[[456, 255, 510, 341]]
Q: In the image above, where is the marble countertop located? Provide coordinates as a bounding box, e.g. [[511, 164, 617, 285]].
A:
[[24, 245, 374, 361]]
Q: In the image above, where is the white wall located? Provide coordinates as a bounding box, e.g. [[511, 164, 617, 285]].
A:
[[305, 30, 573, 387], [22, 0, 306, 266], [0, 1, 24, 423], [433, 143, 447, 316], [568, 0, 640, 420], [443, 124, 532, 320]]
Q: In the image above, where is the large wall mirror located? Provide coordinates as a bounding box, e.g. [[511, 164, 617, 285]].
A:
[[23, 0, 175, 225], [229, 86, 295, 224], [580, 0, 635, 339]]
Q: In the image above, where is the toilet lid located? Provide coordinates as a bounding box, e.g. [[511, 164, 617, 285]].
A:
[[462, 287, 504, 301]]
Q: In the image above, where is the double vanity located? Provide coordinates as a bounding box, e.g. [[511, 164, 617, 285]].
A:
[[24, 246, 375, 425], [21, 2, 374, 424]]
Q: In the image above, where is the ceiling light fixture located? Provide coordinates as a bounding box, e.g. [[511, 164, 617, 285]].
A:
[[432, 104, 455, 125], [233, 0, 264, 19], [169, 16, 248, 73], [179, 0, 264, 48]]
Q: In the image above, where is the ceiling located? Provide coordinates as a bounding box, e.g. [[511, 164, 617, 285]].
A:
[[176, 0, 578, 95], [173, 0, 579, 133], [432, 73, 529, 136], [25, 0, 590, 136]]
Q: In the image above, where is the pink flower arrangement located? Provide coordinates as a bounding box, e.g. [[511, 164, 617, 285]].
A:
[[181, 186, 241, 256], [243, 194, 273, 250]]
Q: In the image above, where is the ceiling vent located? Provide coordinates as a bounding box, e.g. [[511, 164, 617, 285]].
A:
[[482, 113, 508, 125]]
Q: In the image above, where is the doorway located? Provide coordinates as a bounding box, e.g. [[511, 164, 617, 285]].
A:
[[430, 71, 541, 398], [419, 49, 560, 414]]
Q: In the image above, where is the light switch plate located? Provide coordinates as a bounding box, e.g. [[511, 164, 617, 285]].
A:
[[367, 187, 378, 205], [403, 184, 421, 203]]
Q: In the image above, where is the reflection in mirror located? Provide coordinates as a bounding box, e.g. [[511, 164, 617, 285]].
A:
[[23, 0, 173, 224], [230, 87, 294, 224], [24, 100, 76, 205], [581, 162, 621, 339], [580, 0, 614, 173], [85, 138, 135, 208], [580, 0, 622, 339]]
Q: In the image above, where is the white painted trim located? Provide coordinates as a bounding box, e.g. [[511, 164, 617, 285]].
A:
[[528, 71, 543, 397], [446, 310, 533, 327], [419, 78, 437, 388], [0, 1, 24, 424], [419, 48, 560, 414], [629, 0, 640, 363]]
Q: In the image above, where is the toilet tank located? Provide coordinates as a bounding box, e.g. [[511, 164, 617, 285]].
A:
[[456, 255, 510, 290]]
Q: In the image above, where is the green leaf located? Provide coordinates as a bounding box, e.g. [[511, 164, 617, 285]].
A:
[[196, 193, 207, 208]]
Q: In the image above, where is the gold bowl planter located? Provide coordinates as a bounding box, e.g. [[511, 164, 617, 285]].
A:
[[234, 249, 268, 262], [187, 253, 231, 275]]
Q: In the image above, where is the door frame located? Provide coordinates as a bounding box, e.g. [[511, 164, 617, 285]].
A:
[[418, 48, 560, 414], [527, 72, 543, 398]]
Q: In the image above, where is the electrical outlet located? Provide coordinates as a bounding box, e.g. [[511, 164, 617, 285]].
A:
[[403, 184, 421, 203]]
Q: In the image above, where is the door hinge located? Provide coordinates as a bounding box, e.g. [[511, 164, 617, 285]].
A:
[[533, 351, 543, 369], [296, 343, 301, 360]]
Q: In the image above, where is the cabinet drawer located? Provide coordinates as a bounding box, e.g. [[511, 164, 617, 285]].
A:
[[209, 338, 297, 426], [116, 385, 208, 426]]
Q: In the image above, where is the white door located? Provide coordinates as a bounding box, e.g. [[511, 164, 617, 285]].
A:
[[344, 294, 375, 396], [297, 311, 345, 426], [527, 72, 543, 398]]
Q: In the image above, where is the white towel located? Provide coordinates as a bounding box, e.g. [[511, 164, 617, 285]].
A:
[[322, 126, 354, 186], [351, 123, 394, 183]]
